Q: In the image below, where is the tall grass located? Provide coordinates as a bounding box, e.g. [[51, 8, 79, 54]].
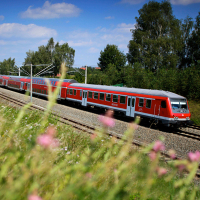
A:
[[0, 63, 199, 200], [188, 100, 200, 125]]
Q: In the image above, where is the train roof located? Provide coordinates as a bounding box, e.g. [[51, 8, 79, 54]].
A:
[[70, 83, 185, 99]]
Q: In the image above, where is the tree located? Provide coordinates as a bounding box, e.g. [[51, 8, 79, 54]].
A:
[[127, 1, 183, 71], [0, 58, 16, 75], [178, 16, 194, 69], [103, 64, 121, 85], [188, 12, 200, 65], [54, 42, 75, 74], [24, 38, 75, 76], [98, 44, 126, 72]]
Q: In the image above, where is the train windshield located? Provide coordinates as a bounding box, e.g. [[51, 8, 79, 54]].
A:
[[170, 98, 189, 113]]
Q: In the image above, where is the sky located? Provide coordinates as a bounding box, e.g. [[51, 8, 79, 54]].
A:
[[0, 0, 200, 68]]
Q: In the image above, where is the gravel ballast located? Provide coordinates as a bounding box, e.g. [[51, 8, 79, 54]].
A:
[[0, 87, 199, 159]]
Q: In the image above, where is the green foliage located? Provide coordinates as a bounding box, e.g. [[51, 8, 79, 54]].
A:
[[188, 100, 200, 125], [98, 44, 126, 72], [127, 1, 183, 71], [23, 37, 75, 76], [188, 12, 200, 65], [0, 57, 16, 75]]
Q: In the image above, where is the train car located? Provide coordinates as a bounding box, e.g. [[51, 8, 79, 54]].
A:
[[0, 75, 78, 99], [0, 75, 10, 87], [66, 83, 191, 126], [0, 74, 191, 126]]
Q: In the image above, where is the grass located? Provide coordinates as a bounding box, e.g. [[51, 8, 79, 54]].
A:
[[188, 100, 200, 125], [0, 101, 199, 200]]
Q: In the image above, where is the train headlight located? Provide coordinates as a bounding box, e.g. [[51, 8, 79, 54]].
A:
[[186, 117, 190, 120], [174, 117, 178, 120]]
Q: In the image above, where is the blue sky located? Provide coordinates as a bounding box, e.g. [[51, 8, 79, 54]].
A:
[[0, 0, 200, 68]]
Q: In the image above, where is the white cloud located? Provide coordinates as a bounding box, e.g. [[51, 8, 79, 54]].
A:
[[120, 0, 145, 4], [20, 1, 81, 19], [0, 40, 7, 45], [99, 23, 135, 34], [170, 0, 200, 5], [68, 30, 98, 39], [105, 16, 115, 20], [89, 47, 99, 53], [0, 15, 4, 21], [67, 40, 93, 47], [0, 23, 57, 38], [115, 23, 135, 33]]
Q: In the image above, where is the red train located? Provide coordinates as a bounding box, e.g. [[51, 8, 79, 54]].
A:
[[0, 75, 191, 126]]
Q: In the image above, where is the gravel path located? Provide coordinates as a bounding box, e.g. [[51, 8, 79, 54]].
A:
[[0, 87, 199, 159]]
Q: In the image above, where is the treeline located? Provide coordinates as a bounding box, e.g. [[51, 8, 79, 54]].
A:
[[84, 62, 200, 100]]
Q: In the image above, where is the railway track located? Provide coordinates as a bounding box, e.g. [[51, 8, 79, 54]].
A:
[[172, 128, 200, 141], [0, 91, 200, 179], [186, 124, 200, 131], [0, 92, 140, 146]]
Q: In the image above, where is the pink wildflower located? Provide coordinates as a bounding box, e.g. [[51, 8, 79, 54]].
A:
[[98, 109, 115, 128], [153, 141, 165, 152], [156, 167, 167, 177], [85, 172, 92, 179], [168, 149, 176, 160], [149, 151, 157, 161], [90, 133, 97, 140], [28, 195, 42, 200], [37, 126, 59, 148], [176, 164, 186, 172], [129, 122, 139, 130], [188, 151, 200, 162]]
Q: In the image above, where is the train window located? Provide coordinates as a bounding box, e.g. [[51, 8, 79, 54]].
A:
[[88, 91, 92, 98], [70, 89, 73, 95], [139, 98, 144, 107], [106, 94, 111, 102], [132, 98, 135, 107], [80, 90, 82, 97], [94, 92, 98, 99], [100, 93, 104, 100], [74, 89, 76, 96], [113, 95, 118, 103], [161, 101, 166, 108], [42, 90, 44, 94], [120, 96, 126, 104], [146, 99, 151, 108], [67, 89, 70, 94]]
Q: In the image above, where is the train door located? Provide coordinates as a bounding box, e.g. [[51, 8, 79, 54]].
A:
[[126, 96, 136, 117], [27, 83, 30, 91], [20, 82, 24, 90], [6, 80, 8, 86], [82, 90, 87, 106], [57, 87, 61, 99], [154, 101, 161, 120]]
